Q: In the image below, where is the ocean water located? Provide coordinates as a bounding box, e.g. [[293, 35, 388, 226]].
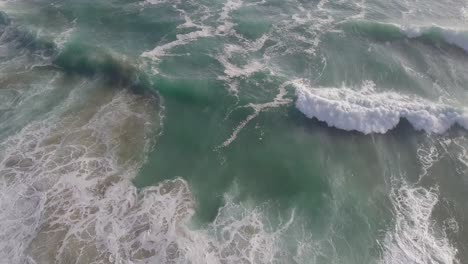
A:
[[0, 0, 467, 263]]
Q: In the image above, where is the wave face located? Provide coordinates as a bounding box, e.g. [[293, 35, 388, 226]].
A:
[[295, 81, 468, 134], [342, 20, 468, 54]]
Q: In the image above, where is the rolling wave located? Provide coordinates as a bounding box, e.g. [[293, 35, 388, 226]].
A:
[[341, 20, 468, 54]]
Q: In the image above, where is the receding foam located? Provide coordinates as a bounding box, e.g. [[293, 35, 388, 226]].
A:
[[381, 181, 458, 264], [295, 80, 468, 134]]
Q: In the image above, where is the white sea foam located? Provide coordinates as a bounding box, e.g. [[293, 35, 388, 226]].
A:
[[216, 0, 243, 34], [215, 35, 269, 98], [221, 82, 292, 147], [416, 138, 440, 180], [439, 136, 468, 175], [295, 80, 468, 134], [142, 0, 245, 63], [218, 56, 264, 79], [141, 26, 213, 61], [54, 27, 75, 49], [142, 0, 169, 5], [453, 139, 468, 172], [381, 181, 459, 264]]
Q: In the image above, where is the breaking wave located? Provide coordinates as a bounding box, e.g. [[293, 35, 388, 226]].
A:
[[295, 81, 468, 134]]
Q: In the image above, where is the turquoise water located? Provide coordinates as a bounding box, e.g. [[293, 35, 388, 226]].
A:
[[0, 0, 467, 263]]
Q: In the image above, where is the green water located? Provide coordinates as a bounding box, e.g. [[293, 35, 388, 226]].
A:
[[0, 0, 468, 263]]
